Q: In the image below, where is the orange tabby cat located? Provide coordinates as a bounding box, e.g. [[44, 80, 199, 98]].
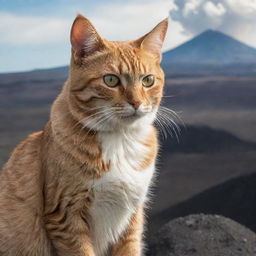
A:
[[0, 14, 168, 256]]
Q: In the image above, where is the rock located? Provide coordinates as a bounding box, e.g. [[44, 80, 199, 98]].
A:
[[147, 214, 256, 256], [148, 172, 256, 240]]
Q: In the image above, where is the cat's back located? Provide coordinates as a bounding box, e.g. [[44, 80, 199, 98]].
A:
[[0, 129, 44, 182], [0, 129, 44, 219], [0, 130, 53, 255]]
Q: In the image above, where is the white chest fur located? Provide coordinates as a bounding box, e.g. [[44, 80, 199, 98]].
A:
[[89, 127, 155, 256]]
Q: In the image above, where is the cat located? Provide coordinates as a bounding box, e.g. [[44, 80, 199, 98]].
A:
[[0, 14, 168, 256]]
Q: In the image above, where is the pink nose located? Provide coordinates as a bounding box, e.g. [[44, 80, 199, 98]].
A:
[[130, 101, 141, 110]]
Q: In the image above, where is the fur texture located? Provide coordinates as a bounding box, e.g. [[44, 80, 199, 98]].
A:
[[0, 14, 168, 256]]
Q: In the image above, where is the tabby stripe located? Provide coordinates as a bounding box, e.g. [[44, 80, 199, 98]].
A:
[[75, 94, 107, 104], [71, 77, 99, 92]]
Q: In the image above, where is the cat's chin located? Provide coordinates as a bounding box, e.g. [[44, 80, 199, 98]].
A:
[[115, 111, 157, 130], [118, 113, 143, 122]]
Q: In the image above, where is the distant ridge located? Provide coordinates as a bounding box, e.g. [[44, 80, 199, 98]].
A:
[[162, 29, 256, 65]]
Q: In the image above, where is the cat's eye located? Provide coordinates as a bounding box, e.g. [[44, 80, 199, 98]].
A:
[[103, 74, 120, 87], [142, 75, 155, 87]]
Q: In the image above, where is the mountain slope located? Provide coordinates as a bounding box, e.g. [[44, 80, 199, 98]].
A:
[[161, 125, 256, 154], [162, 30, 256, 65], [148, 172, 256, 240]]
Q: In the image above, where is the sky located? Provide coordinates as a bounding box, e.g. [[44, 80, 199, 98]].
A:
[[0, 0, 255, 73]]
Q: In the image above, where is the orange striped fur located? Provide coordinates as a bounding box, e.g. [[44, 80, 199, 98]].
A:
[[0, 14, 168, 256]]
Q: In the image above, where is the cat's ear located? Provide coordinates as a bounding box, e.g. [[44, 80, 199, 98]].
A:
[[134, 18, 168, 57], [70, 14, 105, 59]]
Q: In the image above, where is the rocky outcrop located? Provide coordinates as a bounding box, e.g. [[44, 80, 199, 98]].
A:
[[148, 172, 256, 240], [147, 214, 256, 256]]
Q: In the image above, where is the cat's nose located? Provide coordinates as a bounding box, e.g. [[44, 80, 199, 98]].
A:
[[130, 101, 142, 110]]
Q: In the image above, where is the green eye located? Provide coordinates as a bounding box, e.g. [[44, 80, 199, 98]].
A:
[[142, 75, 155, 87], [103, 74, 120, 87]]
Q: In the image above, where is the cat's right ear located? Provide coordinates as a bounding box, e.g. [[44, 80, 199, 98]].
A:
[[70, 14, 105, 59]]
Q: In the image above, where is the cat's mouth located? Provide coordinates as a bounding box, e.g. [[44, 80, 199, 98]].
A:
[[118, 112, 143, 120]]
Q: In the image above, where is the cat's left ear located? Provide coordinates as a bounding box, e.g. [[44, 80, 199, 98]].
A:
[[70, 14, 106, 59], [134, 18, 168, 58]]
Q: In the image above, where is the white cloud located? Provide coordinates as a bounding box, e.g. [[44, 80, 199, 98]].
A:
[[225, 0, 256, 16], [203, 2, 226, 17], [89, 0, 189, 50], [184, 0, 203, 16], [0, 12, 70, 45], [171, 0, 256, 48], [0, 0, 189, 51]]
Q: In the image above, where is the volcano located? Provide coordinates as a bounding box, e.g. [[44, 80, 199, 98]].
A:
[[162, 30, 256, 65]]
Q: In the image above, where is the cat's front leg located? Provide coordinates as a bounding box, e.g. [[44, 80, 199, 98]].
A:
[[45, 212, 95, 256], [111, 207, 144, 256]]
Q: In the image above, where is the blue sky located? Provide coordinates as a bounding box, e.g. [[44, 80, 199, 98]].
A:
[[0, 0, 255, 73]]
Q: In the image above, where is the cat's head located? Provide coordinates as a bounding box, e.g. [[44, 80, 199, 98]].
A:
[[68, 14, 168, 131]]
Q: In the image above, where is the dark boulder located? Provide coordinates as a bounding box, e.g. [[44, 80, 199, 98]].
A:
[[147, 214, 256, 256]]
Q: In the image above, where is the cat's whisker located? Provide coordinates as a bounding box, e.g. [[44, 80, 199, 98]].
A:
[[158, 108, 183, 132], [52, 106, 107, 126], [154, 118, 168, 139], [159, 106, 180, 119], [162, 95, 175, 98], [75, 107, 119, 130], [156, 114, 173, 139], [72, 107, 123, 145], [156, 108, 182, 142], [159, 111, 181, 133], [83, 111, 116, 136], [159, 111, 181, 134], [156, 112, 174, 139], [159, 106, 185, 127], [74, 112, 110, 140]]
